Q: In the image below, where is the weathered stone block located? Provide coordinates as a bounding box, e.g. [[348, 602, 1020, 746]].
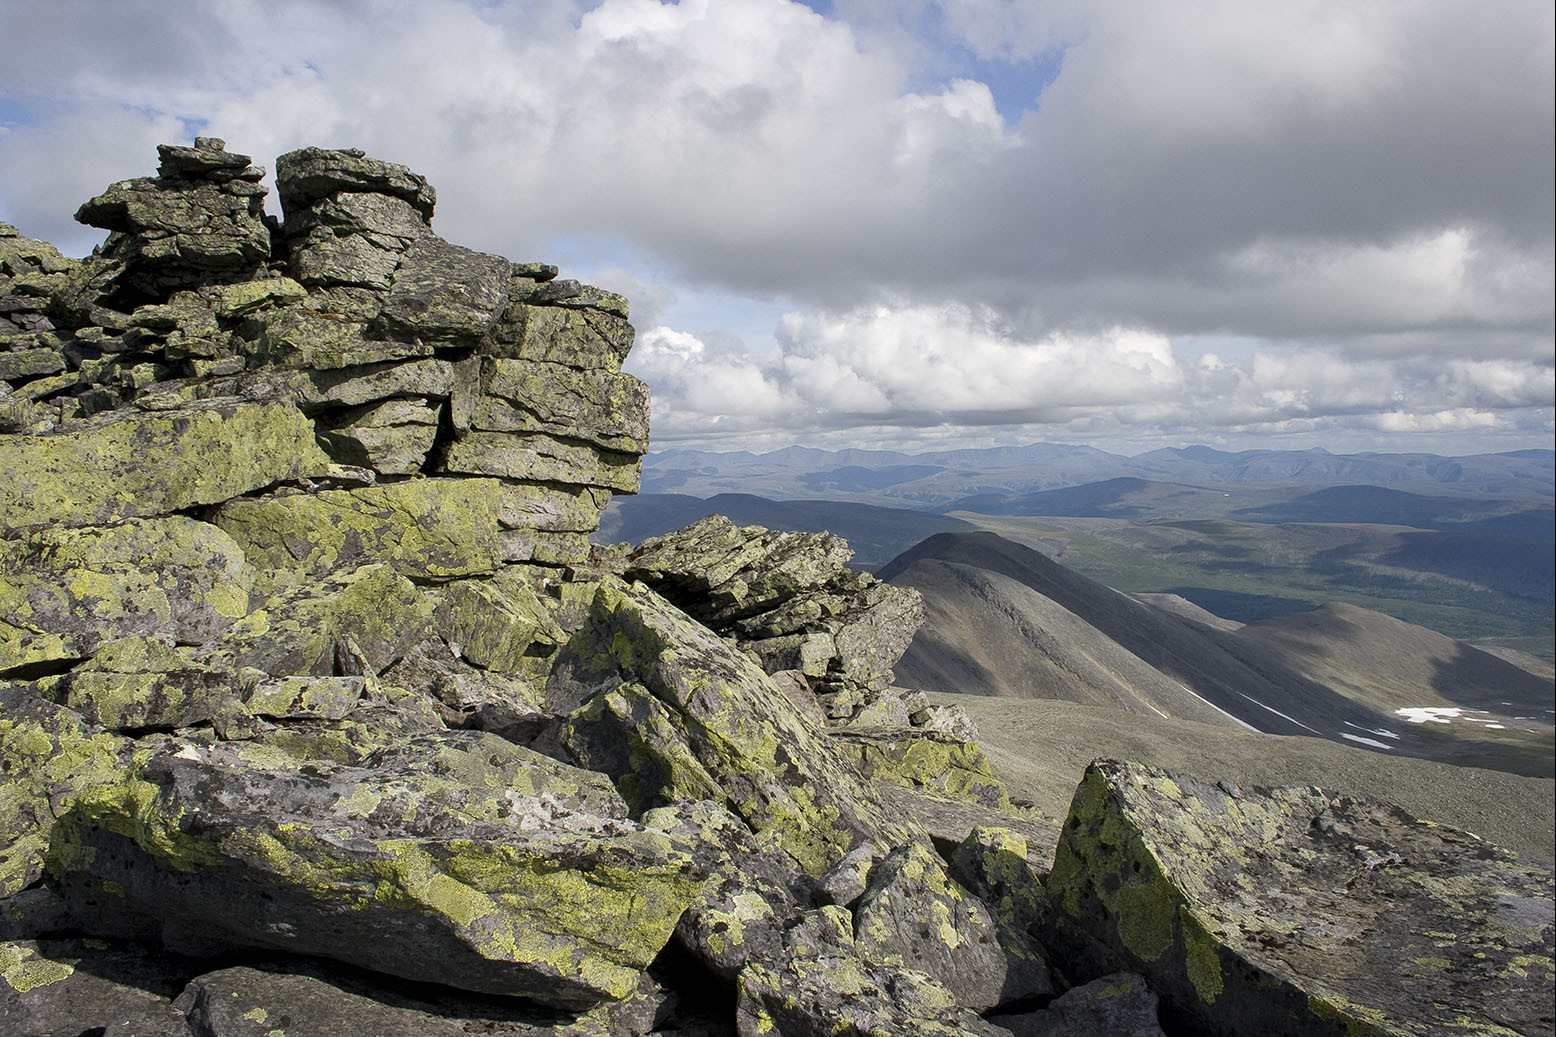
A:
[[484, 302, 635, 372], [195, 564, 434, 677], [0, 399, 329, 529], [377, 236, 510, 345], [547, 578, 916, 878], [0, 688, 132, 897], [473, 358, 649, 453], [55, 636, 252, 733], [275, 147, 436, 222], [853, 841, 1052, 1012], [1047, 760, 1556, 1037], [0, 517, 254, 674], [499, 481, 611, 533], [214, 479, 504, 586], [442, 431, 642, 493], [43, 733, 705, 1007], [316, 397, 441, 473]]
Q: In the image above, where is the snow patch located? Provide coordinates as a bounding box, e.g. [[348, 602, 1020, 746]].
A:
[[1393, 706, 1509, 728], [1343, 720, 1399, 740], [1340, 732, 1394, 750]]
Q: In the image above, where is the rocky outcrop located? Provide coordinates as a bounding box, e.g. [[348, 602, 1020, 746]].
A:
[[1046, 759, 1555, 1036], [2, 139, 1550, 1037]]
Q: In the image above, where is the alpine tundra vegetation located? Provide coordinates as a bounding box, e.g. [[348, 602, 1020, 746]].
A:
[[0, 139, 1550, 1036]]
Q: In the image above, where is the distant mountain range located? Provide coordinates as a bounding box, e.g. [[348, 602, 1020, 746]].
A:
[[643, 443, 1555, 508]]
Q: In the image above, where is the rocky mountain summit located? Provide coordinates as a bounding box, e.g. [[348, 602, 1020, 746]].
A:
[[2, 140, 1551, 1036]]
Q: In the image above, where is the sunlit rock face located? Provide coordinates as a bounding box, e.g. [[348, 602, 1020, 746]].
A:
[[1046, 759, 1555, 1037], [1, 139, 1549, 1037]]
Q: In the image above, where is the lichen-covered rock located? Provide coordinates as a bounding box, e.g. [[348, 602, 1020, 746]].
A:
[[852, 841, 1052, 1013], [948, 826, 1048, 939], [1, 938, 194, 1037], [194, 564, 434, 677], [473, 358, 650, 454], [381, 638, 550, 742], [74, 137, 270, 302], [0, 516, 253, 674], [316, 396, 441, 472], [500, 481, 612, 533], [484, 299, 635, 373], [831, 727, 1011, 810], [1047, 759, 1556, 1037], [0, 397, 330, 530], [44, 732, 707, 1007], [173, 962, 671, 1037], [624, 516, 924, 694], [53, 636, 251, 733], [641, 798, 802, 980], [275, 146, 437, 223], [213, 479, 505, 587], [442, 430, 643, 493], [0, 687, 132, 896], [429, 566, 567, 674], [377, 236, 511, 345], [733, 906, 1008, 1037], [546, 577, 917, 878]]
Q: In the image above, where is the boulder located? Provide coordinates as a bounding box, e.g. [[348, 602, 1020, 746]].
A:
[[988, 972, 1166, 1037], [546, 577, 917, 878], [212, 479, 506, 586], [1046, 759, 1556, 1037], [53, 636, 251, 733], [733, 906, 1008, 1037], [830, 728, 1011, 810], [44, 732, 707, 1007], [0, 398, 330, 530], [1, 938, 194, 1037], [194, 564, 434, 677], [473, 358, 650, 454], [852, 841, 1052, 1013], [442, 430, 642, 493], [624, 516, 924, 693], [0, 516, 254, 674], [376, 236, 511, 345], [173, 963, 670, 1037], [315, 396, 441, 472], [275, 146, 437, 222], [641, 798, 802, 979], [484, 300, 635, 373]]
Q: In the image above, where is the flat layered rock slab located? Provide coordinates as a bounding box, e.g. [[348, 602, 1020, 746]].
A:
[[214, 479, 506, 585], [1047, 759, 1556, 1037], [44, 733, 707, 1008], [0, 399, 329, 529]]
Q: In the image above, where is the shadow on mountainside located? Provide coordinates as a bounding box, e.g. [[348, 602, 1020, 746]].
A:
[[883, 531, 1555, 778]]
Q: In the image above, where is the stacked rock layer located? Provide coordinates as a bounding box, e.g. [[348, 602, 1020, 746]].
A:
[[0, 141, 1550, 1037]]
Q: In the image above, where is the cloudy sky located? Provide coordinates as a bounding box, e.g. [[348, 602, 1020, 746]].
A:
[[1, 0, 1551, 456]]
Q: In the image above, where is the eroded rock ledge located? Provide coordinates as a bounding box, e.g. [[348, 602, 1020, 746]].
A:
[[1, 140, 1550, 1036]]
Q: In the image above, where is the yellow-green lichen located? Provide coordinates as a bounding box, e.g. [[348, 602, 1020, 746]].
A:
[[1181, 908, 1224, 1004], [0, 942, 76, 993]]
